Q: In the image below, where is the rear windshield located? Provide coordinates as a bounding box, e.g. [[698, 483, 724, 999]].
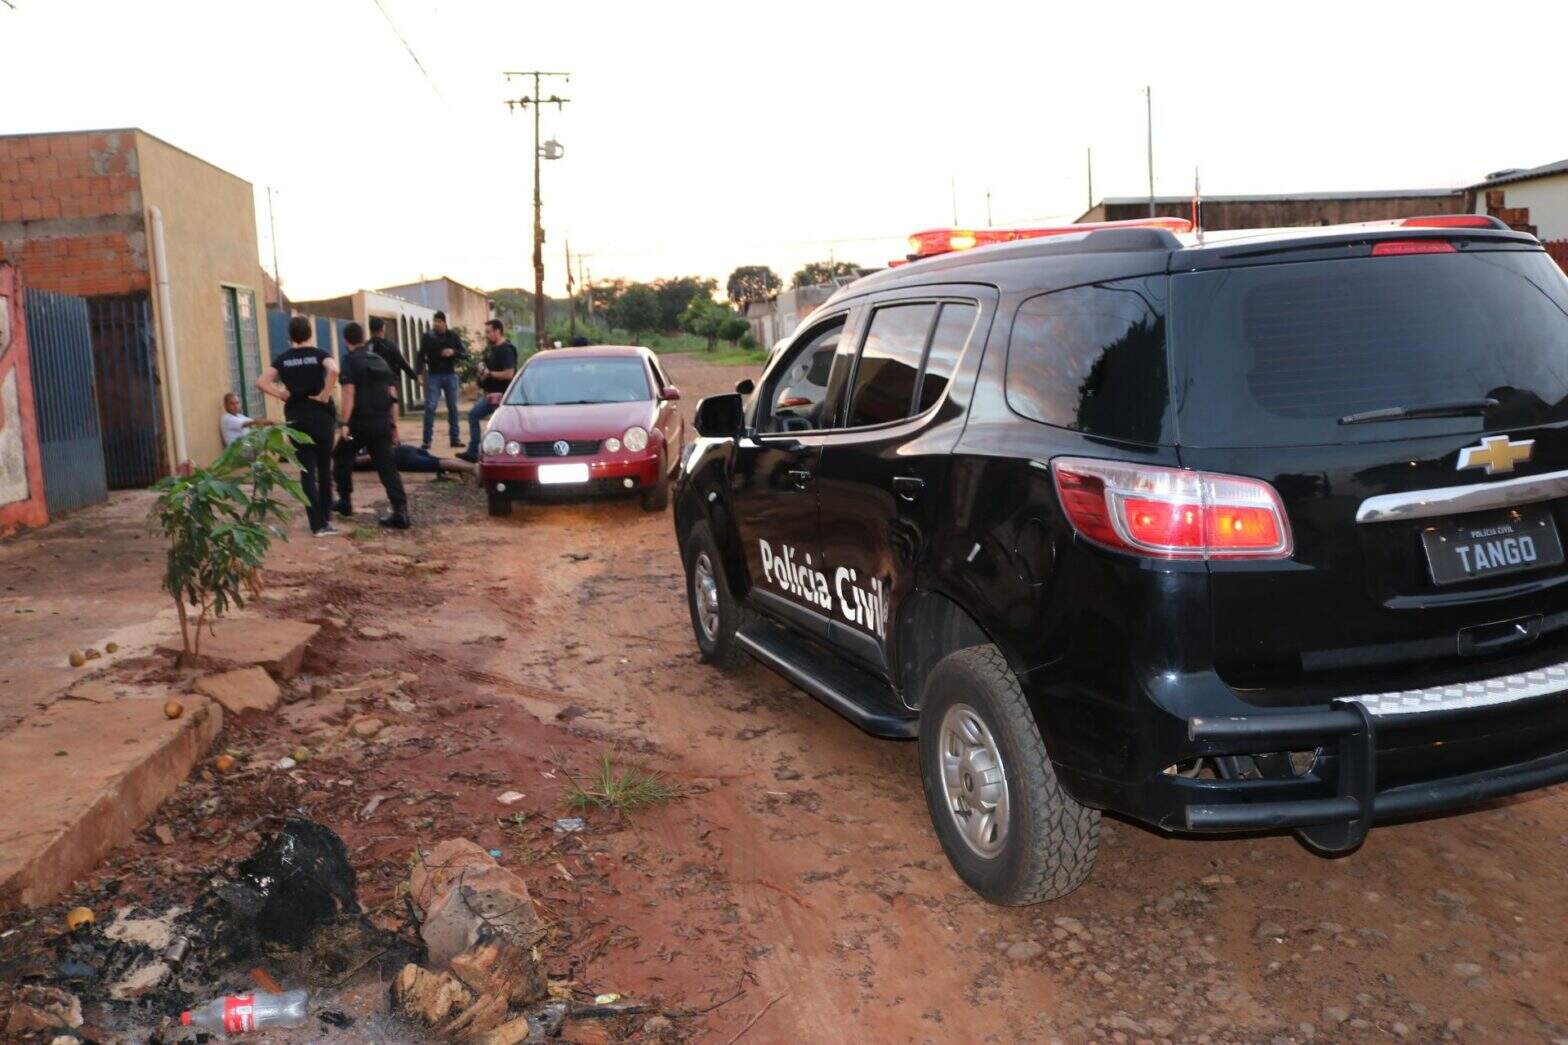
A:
[[1171, 249, 1568, 447], [508, 357, 651, 406]]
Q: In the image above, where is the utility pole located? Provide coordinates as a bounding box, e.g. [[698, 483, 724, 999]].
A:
[[505, 70, 570, 349], [950, 175, 959, 225], [985, 189, 993, 227], [575, 252, 594, 329], [266, 187, 283, 307], [1145, 86, 1155, 218], [1086, 147, 1094, 213], [565, 239, 575, 341]]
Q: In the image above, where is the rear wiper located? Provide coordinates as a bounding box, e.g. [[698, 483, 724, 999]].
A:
[[1338, 398, 1498, 425]]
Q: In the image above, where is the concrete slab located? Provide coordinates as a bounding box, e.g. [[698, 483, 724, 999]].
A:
[[160, 618, 319, 679], [0, 696, 222, 908], [193, 666, 281, 716]]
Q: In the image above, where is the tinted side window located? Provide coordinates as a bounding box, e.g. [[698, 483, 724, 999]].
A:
[[765, 317, 845, 433], [1005, 278, 1170, 444], [915, 302, 977, 413], [847, 303, 937, 428]]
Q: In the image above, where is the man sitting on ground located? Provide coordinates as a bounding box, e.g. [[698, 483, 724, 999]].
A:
[[219, 392, 273, 447]]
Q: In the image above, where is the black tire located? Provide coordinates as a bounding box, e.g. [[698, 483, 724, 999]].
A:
[[487, 490, 513, 517], [641, 467, 670, 512], [681, 520, 754, 669], [918, 645, 1100, 905]]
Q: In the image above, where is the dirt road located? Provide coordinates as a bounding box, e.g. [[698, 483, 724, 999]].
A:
[[6, 354, 1568, 1042]]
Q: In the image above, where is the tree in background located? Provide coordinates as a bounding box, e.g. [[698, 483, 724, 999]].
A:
[[791, 260, 860, 288], [680, 295, 731, 351], [726, 265, 781, 307], [609, 284, 660, 342], [718, 314, 750, 346], [654, 276, 718, 331]]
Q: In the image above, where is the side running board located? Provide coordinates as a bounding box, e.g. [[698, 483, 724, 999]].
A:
[[736, 619, 918, 739]]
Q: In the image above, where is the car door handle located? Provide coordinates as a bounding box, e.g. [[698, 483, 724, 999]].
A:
[[893, 476, 925, 500], [786, 468, 813, 489]]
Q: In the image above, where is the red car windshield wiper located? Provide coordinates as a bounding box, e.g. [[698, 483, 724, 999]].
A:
[[1338, 398, 1498, 425]]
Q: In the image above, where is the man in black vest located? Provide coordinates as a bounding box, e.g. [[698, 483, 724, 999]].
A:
[[256, 315, 339, 536], [333, 322, 410, 529]]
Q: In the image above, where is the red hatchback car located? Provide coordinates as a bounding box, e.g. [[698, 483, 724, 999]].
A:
[[477, 346, 685, 517]]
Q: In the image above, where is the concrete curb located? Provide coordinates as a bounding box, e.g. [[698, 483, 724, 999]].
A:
[[0, 697, 222, 909]]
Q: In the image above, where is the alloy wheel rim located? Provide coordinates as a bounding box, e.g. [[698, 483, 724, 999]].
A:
[[694, 552, 721, 642], [938, 702, 1010, 858]]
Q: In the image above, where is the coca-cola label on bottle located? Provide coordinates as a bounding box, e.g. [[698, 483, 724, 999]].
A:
[[224, 995, 257, 1032]]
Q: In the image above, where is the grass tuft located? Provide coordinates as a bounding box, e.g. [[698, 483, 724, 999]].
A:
[[565, 755, 677, 814]]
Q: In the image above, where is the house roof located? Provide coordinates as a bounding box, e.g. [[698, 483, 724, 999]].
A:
[[1095, 188, 1461, 207], [378, 275, 492, 300], [1472, 159, 1568, 189]]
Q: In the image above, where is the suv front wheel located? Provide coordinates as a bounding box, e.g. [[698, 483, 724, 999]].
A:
[[919, 645, 1100, 904]]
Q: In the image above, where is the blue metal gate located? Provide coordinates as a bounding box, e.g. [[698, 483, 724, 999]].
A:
[[23, 288, 109, 517], [88, 295, 162, 488]]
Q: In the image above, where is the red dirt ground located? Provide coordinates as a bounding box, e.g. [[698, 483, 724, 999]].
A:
[[4, 356, 1568, 1043]]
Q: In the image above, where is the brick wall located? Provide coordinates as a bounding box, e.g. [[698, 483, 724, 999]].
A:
[[0, 132, 149, 298]]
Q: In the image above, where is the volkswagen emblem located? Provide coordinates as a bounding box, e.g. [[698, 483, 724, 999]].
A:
[[552, 440, 571, 457]]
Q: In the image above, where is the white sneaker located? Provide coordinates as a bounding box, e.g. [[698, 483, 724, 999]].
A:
[[312, 525, 341, 537]]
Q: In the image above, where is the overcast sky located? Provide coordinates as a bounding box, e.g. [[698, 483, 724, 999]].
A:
[[3, 1, 1565, 299]]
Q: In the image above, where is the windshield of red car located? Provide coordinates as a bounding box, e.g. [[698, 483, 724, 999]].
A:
[[507, 357, 653, 406]]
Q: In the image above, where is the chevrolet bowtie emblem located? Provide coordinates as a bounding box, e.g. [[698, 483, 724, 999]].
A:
[[1457, 435, 1534, 475]]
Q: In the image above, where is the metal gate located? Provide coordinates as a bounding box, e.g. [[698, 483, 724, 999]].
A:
[[23, 288, 109, 517], [89, 295, 163, 488]]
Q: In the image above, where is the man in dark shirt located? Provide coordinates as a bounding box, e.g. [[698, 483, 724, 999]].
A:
[[256, 316, 339, 536], [418, 310, 467, 451], [459, 319, 518, 462], [332, 322, 410, 529], [368, 316, 417, 391]]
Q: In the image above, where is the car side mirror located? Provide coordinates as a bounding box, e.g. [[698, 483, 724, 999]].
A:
[[694, 392, 745, 439], [734, 378, 755, 396], [661, 385, 681, 402]]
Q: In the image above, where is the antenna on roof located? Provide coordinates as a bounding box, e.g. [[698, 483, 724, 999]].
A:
[[1192, 167, 1203, 245]]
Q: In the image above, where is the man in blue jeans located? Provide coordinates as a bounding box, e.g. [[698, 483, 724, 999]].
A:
[[418, 310, 467, 450], [459, 319, 518, 462]]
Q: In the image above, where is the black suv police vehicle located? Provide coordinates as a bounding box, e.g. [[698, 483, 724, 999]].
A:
[[673, 215, 1568, 905]]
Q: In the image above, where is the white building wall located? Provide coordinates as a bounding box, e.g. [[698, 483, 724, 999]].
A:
[[1474, 172, 1568, 241]]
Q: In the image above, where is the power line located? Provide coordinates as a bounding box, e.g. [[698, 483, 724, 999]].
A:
[[368, 0, 444, 101]]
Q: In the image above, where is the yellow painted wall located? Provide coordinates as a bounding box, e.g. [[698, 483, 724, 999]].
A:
[[134, 132, 275, 468]]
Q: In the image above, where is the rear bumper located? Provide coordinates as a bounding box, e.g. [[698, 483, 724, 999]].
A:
[[1044, 671, 1568, 852], [1177, 698, 1568, 850]]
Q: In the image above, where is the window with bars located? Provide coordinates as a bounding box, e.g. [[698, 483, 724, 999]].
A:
[[221, 286, 263, 414]]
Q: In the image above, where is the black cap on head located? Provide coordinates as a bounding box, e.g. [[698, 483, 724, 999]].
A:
[[343, 322, 365, 346], [288, 315, 311, 344], [368, 316, 385, 334]]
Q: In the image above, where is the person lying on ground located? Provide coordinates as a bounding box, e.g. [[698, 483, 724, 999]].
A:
[[353, 443, 476, 478]]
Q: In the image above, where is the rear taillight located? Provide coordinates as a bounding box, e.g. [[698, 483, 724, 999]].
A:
[[1371, 239, 1456, 256], [1050, 458, 1293, 560]]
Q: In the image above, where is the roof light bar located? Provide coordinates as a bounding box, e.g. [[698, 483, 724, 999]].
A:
[[905, 217, 1193, 260], [1399, 214, 1507, 229]]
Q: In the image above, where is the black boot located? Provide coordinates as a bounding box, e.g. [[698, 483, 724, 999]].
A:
[[378, 511, 411, 530], [332, 499, 353, 517]]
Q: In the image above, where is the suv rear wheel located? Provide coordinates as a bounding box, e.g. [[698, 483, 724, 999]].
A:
[[682, 521, 753, 668], [919, 645, 1100, 904]]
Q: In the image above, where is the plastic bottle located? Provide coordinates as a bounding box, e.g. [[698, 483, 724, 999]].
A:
[[180, 990, 308, 1036]]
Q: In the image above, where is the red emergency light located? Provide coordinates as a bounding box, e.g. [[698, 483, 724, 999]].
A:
[[1398, 214, 1504, 229], [903, 217, 1194, 261]]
